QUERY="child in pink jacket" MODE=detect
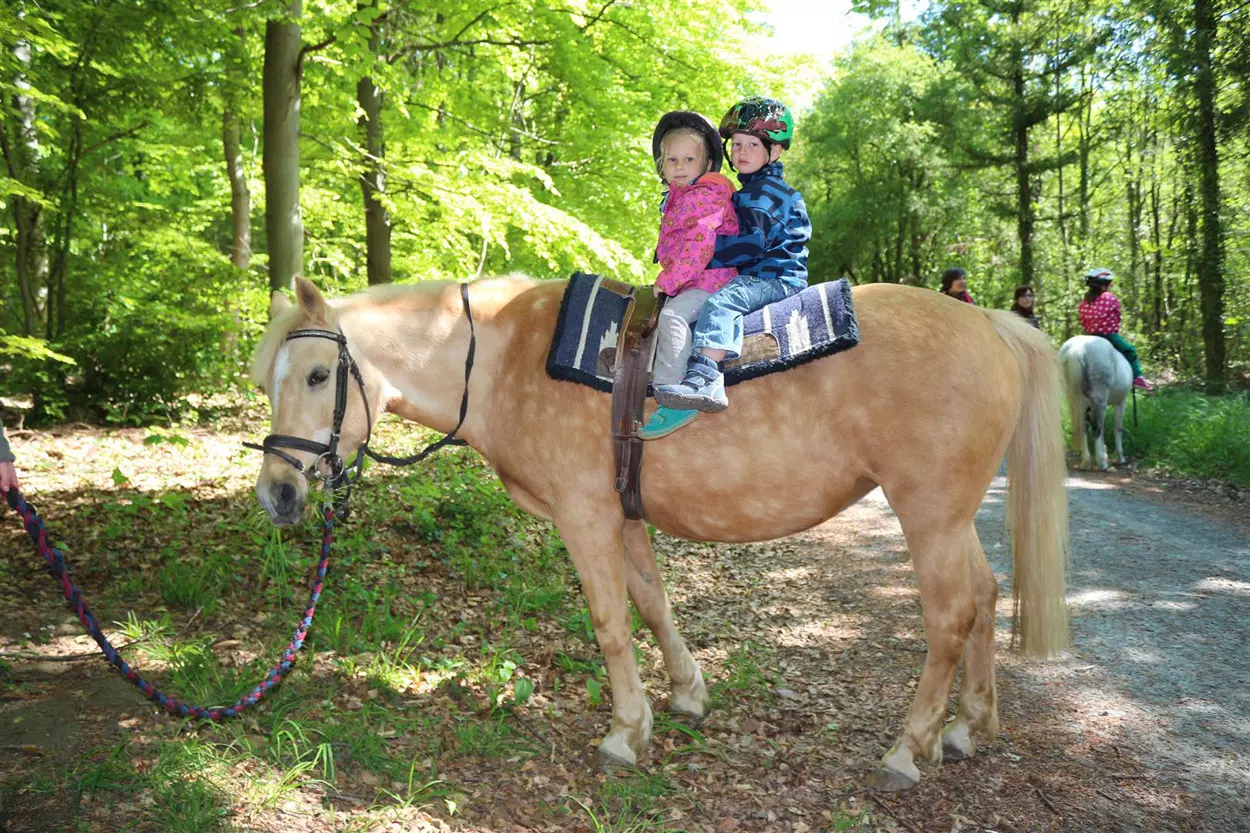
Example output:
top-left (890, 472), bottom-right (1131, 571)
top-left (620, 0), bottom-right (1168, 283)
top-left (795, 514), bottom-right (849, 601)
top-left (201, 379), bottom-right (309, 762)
top-left (639, 111), bottom-right (739, 440)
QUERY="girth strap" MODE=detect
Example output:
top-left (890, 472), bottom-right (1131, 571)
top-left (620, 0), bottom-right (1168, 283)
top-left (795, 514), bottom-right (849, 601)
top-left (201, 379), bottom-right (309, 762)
top-left (611, 286), bottom-right (663, 520)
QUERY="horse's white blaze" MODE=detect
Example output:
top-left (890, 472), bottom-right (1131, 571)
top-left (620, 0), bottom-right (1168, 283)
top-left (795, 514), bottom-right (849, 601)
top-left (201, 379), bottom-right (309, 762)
top-left (272, 345), bottom-right (291, 414)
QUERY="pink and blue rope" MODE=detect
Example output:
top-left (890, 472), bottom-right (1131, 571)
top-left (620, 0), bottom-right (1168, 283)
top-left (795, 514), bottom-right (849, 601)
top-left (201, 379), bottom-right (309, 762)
top-left (5, 488), bottom-right (331, 720)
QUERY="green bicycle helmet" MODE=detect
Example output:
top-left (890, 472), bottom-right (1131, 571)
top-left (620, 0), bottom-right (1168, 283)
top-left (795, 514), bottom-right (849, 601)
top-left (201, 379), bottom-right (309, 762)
top-left (718, 96), bottom-right (795, 149)
top-left (652, 111), bottom-right (723, 177)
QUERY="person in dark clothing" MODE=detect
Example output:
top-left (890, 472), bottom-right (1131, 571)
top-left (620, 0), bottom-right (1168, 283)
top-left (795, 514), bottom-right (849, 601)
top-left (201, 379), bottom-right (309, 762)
top-left (939, 267), bottom-right (974, 304)
top-left (1010, 285), bottom-right (1039, 328)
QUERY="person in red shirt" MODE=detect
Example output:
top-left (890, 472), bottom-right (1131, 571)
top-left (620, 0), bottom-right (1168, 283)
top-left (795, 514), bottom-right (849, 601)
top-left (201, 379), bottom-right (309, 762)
top-left (1078, 268), bottom-right (1152, 390)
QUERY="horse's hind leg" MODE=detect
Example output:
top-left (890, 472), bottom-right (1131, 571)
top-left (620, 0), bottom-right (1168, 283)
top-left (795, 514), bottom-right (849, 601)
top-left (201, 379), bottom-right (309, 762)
top-left (1078, 403), bottom-right (1094, 469)
top-left (941, 529), bottom-right (999, 761)
top-left (874, 515), bottom-right (978, 791)
top-left (1091, 401), bottom-right (1110, 470)
top-left (623, 521), bottom-right (708, 720)
top-left (554, 504), bottom-right (652, 765)
top-left (1113, 400), bottom-right (1127, 465)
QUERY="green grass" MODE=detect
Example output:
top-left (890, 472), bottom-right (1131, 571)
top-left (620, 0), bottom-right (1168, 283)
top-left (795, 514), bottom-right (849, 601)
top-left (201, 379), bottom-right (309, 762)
top-left (9, 432), bottom-right (698, 832)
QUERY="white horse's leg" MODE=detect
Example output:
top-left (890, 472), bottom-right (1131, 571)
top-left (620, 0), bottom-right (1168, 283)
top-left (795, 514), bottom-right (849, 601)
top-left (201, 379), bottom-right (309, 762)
top-left (553, 504), bottom-right (652, 766)
top-left (873, 514), bottom-right (977, 791)
top-left (1078, 402), bottom-right (1094, 470)
top-left (1092, 402), bottom-right (1110, 471)
top-left (623, 520), bottom-right (708, 720)
top-left (942, 528), bottom-right (999, 761)
top-left (1113, 400), bottom-right (1127, 465)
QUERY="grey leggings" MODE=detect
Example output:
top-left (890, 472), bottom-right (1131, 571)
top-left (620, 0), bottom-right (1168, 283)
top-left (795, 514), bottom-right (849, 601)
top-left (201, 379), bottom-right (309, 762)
top-left (651, 289), bottom-right (713, 387)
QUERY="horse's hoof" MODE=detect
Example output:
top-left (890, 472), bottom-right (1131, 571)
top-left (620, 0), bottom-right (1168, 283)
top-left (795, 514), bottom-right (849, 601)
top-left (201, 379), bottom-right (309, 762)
top-left (870, 763), bottom-right (920, 792)
top-left (666, 703), bottom-right (706, 728)
top-left (667, 671), bottom-right (709, 725)
top-left (596, 738), bottom-right (637, 769)
top-left (941, 722), bottom-right (976, 761)
top-left (873, 744), bottom-right (921, 791)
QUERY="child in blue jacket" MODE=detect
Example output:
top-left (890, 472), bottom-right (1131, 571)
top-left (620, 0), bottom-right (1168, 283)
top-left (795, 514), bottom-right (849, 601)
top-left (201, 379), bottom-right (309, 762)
top-left (652, 96), bottom-right (811, 415)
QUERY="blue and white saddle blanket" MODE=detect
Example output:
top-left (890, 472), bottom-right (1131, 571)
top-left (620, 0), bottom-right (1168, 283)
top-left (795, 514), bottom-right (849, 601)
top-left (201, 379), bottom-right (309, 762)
top-left (545, 273), bottom-right (860, 393)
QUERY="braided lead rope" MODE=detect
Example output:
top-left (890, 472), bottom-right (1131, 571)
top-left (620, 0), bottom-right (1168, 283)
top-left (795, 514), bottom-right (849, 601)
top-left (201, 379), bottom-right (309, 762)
top-left (5, 488), bottom-right (331, 720)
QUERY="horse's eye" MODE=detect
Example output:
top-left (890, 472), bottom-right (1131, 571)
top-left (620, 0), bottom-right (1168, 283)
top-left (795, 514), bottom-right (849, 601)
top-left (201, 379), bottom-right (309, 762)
top-left (307, 368), bottom-right (330, 386)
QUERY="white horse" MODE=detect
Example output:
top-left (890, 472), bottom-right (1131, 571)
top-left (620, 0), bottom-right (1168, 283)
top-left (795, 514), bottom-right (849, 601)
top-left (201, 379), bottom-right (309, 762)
top-left (1058, 335), bottom-right (1132, 470)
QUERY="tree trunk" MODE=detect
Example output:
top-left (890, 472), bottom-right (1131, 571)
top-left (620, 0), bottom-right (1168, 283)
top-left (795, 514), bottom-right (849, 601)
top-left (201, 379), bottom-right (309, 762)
top-left (6, 39), bottom-right (47, 337)
top-left (1014, 87), bottom-right (1034, 287)
top-left (357, 3), bottom-right (391, 285)
top-left (1193, 0), bottom-right (1225, 391)
top-left (223, 110), bottom-right (251, 270)
top-left (263, 2), bottom-right (304, 293)
top-left (224, 26), bottom-right (250, 272)
top-left (1149, 127), bottom-right (1164, 333)
top-left (1078, 67), bottom-right (1092, 245)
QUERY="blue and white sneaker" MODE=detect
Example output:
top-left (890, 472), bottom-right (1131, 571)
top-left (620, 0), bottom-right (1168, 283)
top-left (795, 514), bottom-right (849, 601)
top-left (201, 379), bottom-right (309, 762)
top-left (654, 353), bottom-right (728, 413)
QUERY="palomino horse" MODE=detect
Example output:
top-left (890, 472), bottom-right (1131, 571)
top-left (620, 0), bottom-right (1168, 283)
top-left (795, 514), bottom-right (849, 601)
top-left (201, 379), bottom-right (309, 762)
top-left (1058, 335), bottom-right (1132, 471)
top-left (251, 276), bottom-right (1069, 791)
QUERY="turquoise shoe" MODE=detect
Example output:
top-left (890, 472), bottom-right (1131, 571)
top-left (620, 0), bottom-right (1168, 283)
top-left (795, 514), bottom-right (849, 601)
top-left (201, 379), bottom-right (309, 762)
top-left (639, 406), bottom-right (699, 440)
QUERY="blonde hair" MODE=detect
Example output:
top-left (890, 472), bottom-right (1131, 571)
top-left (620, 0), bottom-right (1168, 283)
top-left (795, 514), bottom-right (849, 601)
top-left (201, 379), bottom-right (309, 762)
top-left (656, 127), bottom-right (709, 180)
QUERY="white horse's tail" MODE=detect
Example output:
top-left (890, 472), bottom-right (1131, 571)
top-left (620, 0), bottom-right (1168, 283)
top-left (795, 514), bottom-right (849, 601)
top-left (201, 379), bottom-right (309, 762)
top-left (988, 312), bottom-right (1070, 659)
top-left (1058, 344), bottom-right (1091, 450)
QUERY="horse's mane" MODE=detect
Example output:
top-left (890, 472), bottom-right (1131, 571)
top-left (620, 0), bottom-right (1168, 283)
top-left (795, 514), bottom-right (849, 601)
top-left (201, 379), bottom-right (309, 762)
top-left (248, 275), bottom-right (543, 388)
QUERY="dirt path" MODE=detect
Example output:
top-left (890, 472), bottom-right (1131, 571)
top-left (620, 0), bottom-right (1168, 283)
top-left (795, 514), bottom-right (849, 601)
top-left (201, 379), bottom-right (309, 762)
top-left (972, 470), bottom-right (1250, 823)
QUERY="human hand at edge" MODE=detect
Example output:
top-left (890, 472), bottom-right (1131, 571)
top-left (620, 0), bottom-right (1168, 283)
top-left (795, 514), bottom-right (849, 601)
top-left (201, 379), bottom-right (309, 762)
top-left (0, 461), bottom-right (18, 494)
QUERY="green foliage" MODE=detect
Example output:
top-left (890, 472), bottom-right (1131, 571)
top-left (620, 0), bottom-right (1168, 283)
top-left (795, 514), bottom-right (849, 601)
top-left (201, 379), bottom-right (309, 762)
top-left (1124, 389), bottom-right (1250, 487)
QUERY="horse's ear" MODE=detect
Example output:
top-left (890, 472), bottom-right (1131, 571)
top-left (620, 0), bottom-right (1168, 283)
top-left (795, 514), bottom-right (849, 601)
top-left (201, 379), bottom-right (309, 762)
top-left (270, 289), bottom-right (292, 318)
top-left (294, 276), bottom-right (327, 321)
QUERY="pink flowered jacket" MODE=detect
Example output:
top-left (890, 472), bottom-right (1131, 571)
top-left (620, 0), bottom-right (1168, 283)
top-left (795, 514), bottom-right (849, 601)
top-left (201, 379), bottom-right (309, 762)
top-left (655, 172), bottom-right (739, 296)
top-left (1079, 290), bottom-right (1122, 335)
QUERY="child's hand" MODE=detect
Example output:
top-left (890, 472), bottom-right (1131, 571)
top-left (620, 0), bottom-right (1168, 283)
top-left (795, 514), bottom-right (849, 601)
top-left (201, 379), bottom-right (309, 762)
top-left (0, 461), bottom-right (18, 494)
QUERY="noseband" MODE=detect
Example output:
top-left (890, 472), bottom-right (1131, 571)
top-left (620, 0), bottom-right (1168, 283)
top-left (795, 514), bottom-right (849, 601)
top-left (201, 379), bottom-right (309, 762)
top-left (246, 283), bottom-right (476, 518)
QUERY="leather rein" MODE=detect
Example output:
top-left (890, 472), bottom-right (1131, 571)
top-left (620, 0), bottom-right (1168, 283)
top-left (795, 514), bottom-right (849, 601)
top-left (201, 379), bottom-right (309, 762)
top-left (245, 282), bottom-right (476, 518)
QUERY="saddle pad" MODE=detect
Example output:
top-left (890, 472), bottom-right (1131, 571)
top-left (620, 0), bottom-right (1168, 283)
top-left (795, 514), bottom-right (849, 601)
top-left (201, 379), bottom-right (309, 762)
top-left (546, 273), bottom-right (860, 393)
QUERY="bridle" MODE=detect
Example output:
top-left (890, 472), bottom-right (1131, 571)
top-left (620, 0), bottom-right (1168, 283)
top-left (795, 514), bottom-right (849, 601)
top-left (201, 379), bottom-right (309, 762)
top-left (245, 282), bottom-right (476, 519)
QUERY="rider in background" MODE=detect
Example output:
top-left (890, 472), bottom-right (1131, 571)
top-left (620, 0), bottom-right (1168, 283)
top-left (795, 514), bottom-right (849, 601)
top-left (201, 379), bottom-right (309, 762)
top-left (1078, 268), bottom-right (1153, 390)
top-left (939, 267), bottom-right (975, 304)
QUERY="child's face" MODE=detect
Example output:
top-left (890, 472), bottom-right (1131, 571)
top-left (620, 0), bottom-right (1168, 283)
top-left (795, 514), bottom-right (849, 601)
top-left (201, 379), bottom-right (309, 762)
top-left (730, 133), bottom-right (778, 174)
top-left (661, 134), bottom-right (709, 186)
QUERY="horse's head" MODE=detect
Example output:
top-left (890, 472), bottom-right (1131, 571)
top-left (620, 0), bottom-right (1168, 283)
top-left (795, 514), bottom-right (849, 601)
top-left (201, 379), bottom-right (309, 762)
top-left (250, 278), bottom-right (374, 525)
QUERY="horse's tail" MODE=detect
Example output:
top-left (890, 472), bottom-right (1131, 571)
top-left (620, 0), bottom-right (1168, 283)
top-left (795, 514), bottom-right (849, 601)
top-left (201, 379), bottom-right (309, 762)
top-left (989, 312), bottom-right (1070, 659)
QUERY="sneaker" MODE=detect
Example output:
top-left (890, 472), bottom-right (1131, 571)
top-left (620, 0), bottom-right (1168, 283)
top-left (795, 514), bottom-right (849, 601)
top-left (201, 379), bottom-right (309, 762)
top-left (654, 354), bottom-right (729, 413)
top-left (1132, 376), bottom-right (1153, 391)
top-left (639, 406), bottom-right (699, 440)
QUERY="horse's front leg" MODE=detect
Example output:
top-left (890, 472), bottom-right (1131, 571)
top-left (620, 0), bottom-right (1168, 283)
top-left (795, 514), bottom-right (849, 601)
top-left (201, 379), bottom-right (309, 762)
top-left (623, 520), bottom-right (708, 721)
top-left (553, 502), bottom-right (652, 766)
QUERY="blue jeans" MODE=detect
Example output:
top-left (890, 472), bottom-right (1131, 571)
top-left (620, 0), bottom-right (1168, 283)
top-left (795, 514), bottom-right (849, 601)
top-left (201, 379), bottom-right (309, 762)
top-left (691, 275), bottom-right (801, 360)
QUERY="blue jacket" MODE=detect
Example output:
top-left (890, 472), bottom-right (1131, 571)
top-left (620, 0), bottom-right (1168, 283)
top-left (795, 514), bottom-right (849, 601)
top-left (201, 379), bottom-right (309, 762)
top-left (708, 162), bottom-right (810, 289)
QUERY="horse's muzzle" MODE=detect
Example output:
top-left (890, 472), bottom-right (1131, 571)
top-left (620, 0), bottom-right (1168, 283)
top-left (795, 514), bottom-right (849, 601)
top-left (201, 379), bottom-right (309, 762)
top-left (259, 478), bottom-right (306, 526)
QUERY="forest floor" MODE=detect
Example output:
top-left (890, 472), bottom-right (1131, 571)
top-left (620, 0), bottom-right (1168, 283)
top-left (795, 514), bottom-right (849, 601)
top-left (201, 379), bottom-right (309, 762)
top-left (1, 416), bottom-right (1247, 833)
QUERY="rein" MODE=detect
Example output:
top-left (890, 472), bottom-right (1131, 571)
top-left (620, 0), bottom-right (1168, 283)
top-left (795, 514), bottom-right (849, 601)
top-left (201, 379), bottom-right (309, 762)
top-left (6, 487), bottom-right (333, 719)
top-left (244, 281), bottom-right (477, 518)
top-left (2, 284), bottom-right (477, 721)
